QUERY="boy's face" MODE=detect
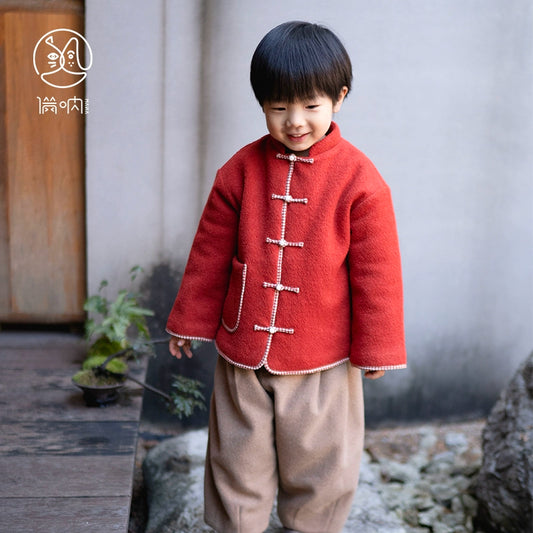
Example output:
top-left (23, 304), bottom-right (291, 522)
top-left (262, 88), bottom-right (348, 154)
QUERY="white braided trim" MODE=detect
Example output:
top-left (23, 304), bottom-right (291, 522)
top-left (166, 329), bottom-right (214, 343)
top-left (215, 343), bottom-right (265, 371)
top-left (264, 357), bottom-right (350, 376)
top-left (222, 263), bottom-right (247, 333)
top-left (254, 155), bottom-right (309, 366)
top-left (215, 343), bottom-right (350, 375)
top-left (355, 364), bottom-right (407, 371)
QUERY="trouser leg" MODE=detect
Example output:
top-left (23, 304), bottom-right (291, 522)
top-left (270, 363), bottom-right (365, 533)
top-left (204, 358), bottom-right (278, 533)
top-left (204, 359), bottom-right (364, 533)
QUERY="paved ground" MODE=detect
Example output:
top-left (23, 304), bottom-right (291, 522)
top-left (0, 332), bottom-right (146, 533)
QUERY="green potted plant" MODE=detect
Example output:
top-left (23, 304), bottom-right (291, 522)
top-left (73, 266), bottom-right (206, 418)
top-left (73, 266), bottom-right (154, 406)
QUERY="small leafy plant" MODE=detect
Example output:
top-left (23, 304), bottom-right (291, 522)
top-left (169, 375), bottom-right (206, 419)
top-left (84, 265), bottom-right (154, 354)
top-left (73, 266), bottom-right (206, 418)
top-left (73, 266), bottom-right (153, 389)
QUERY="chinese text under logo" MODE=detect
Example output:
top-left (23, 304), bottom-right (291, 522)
top-left (33, 28), bottom-right (93, 89)
top-left (37, 96), bottom-right (89, 115)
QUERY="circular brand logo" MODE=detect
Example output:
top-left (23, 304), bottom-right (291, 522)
top-left (33, 28), bottom-right (93, 89)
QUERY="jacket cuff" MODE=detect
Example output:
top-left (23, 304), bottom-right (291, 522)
top-left (165, 328), bottom-right (214, 343)
top-left (354, 363), bottom-right (407, 371)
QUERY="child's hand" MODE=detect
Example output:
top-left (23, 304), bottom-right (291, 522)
top-left (169, 336), bottom-right (193, 359)
top-left (364, 370), bottom-right (385, 380)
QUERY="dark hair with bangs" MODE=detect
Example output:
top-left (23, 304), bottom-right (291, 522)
top-left (250, 21), bottom-right (352, 106)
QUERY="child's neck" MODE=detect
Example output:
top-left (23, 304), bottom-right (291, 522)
top-left (285, 147), bottom-right (310, 157)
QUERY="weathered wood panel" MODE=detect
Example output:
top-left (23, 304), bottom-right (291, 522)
top-left (0, 333), bottom-right (148, 532)
top-left (0, 331), bottom-right (87, 363)
top-left (0, 455), bottom-right (135, 497)
top-left (0, 497), bottom-right (130, 533)
top-left (0, 14), bottom-right (10, 316)
top-left (0, 384), bottom-right (145, 423)
top-left (0, 333), bottom-right (148, 422)
top-left (0, 420), bottom-right (139, 456)
top-left (0, 10), bottom-right (86, 322)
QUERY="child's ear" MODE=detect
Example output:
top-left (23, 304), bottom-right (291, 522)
top-left (333, 86), bottom-right (349, 113)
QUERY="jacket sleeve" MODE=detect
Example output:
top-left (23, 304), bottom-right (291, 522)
top-left (348, 185), bottom-right (407, 370)
top-left (166, 169), bottom-right (240, 341)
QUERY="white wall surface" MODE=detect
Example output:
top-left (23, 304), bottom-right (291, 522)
top-left (86, 0), bottom-right (533, 420)
top-left (86, 0), bottom-right (202, 292)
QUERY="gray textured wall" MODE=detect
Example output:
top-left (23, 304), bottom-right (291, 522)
top-left (86, 0), bottom-right (533, 424)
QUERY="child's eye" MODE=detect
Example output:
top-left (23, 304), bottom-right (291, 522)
top-left (306, 104), bottom-right (320, 109)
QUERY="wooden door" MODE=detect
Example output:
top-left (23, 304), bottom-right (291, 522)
top-left (0, 4), bottom-right (86, 323)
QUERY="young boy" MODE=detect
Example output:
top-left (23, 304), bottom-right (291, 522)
top-left (167, 21), bottom-right (406, 533)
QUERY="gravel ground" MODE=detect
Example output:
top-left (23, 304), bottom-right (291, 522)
top-left (129, 419), bottom-right (485, 533)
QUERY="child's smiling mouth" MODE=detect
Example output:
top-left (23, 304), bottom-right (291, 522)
top-left (287, 132), bottom-right (309, 142)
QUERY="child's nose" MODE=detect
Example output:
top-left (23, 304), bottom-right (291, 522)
top-left (286, 109), bottom-right (305, 127)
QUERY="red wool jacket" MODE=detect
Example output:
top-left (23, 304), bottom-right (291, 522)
top-left (167, 122), bottom-right (406, 374)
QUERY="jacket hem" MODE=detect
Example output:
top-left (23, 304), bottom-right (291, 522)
top-left (215, 341), bottom-right (350, 375)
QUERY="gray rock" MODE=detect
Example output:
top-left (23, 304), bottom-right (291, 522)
top-left (451, 495), bottom-right (463, 514)
top-left (475, 351), bottom-right (533, 533)
top-left (380, 459), bottom-right (421, 484)
top-left (460, 493), bottom-right (478, 517)
top-left (411, 491), bottom-right (435, 512)
top-left (441, 509), bottom-right (467, 529)
top-left (430, 482), bottom-right (459, 505)
top-left (445, 432), bottom-right (469, 452)
top-left (142, 430), bottom-right (209, 533)
top-left (451, 463), bottom-right (481, 478)
top-left (432, 523), bottom-right (454, 533)
top-left (423, 451), bottom-right (456, 474)
top-left (343, 481), bottom-right (407, 533)
top-left (418, 506), bottom-right (442, 528)
top-left (418, 428), bottom-right (439, 452)
top-left (451, 475), bottom-right (472, 494)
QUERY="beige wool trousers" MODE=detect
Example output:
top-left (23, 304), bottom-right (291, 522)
top-left (204, 357), bottom-right (365, 533)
